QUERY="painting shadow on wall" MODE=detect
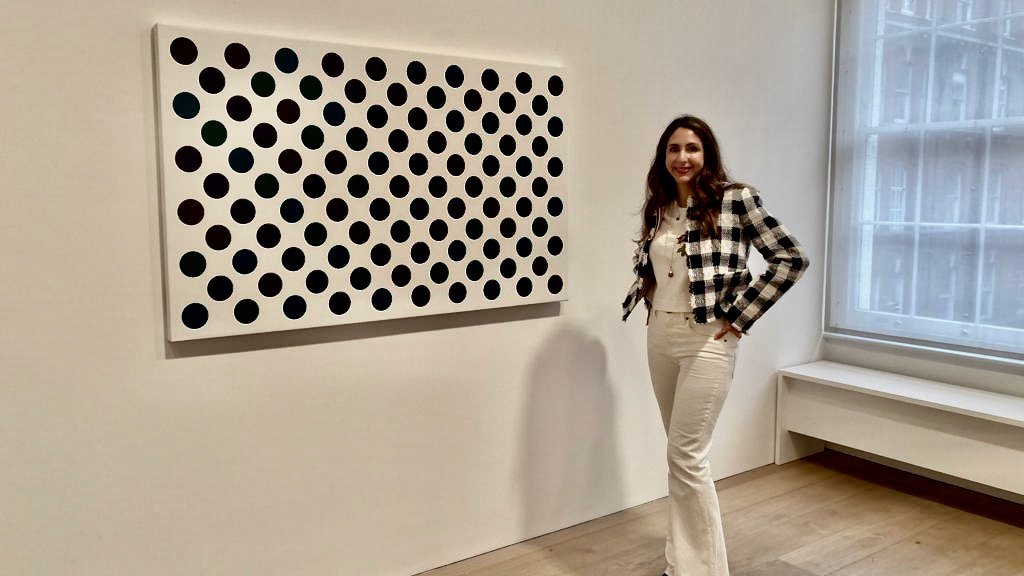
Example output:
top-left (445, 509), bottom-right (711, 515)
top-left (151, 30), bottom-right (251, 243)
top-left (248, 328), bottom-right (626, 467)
top-left (518, 324), bottom-right (624, 574)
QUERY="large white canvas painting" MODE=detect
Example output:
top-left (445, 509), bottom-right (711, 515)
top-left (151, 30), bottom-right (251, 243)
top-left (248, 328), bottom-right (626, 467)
top-left (154, 24), bottom-right (568, 341)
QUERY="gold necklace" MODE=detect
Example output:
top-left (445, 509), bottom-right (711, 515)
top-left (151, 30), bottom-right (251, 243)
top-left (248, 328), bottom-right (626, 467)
top-left (665, 204), bottom-right (681, 278)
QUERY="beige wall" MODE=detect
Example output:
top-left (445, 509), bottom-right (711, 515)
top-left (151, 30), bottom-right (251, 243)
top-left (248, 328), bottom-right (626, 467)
top-left (0, 1), bottom-right (833, 574)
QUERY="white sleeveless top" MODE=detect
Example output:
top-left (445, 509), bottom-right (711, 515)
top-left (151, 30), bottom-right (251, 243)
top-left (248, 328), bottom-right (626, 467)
top-left (650, 202), bottom-right (692, 312)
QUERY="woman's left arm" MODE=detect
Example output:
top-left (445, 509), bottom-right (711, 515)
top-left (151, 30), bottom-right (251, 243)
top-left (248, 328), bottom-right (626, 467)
top-left (720, 187), bottom-right (810, 333)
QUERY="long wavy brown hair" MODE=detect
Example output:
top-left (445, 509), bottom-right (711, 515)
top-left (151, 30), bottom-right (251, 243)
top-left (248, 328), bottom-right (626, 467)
top-left (640, 115), bottom-right (740, 242)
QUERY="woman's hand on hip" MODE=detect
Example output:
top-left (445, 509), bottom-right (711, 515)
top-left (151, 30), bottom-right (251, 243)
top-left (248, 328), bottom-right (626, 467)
top-left (714, 319), bottom-right (742, 341)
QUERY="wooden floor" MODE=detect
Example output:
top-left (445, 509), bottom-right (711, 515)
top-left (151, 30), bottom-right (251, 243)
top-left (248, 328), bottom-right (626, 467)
top-left (418, 450), bottom-right (1024, 576)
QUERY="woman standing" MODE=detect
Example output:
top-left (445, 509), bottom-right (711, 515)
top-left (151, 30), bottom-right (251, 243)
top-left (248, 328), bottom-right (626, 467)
top-left (622, 116), bottom-right (809, 576)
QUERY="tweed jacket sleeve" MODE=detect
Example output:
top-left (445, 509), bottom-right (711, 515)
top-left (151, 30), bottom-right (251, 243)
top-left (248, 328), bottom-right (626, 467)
top-left (718, 187), bottom-right (809, 333)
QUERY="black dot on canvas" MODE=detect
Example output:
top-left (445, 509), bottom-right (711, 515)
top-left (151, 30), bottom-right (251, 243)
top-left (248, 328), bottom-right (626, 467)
top-left (465, 176), bottom-right (483, 198)
top-left (204, 173), bottom-right (229, 198)
top-left (446, 110), bottom-right (465, 133)
top-left (429, 219), bottom-right (448, 241)
top-left (304, 222), bottom-right (327, 246)
top-left (326, 198), bottom-right (348, 222)
top-left (303, 174), bottom-right (326, 198)
top-left (533, 217), bottom-right (548, 237)
top-left (411, 241), bottom-right (430, 264)
top-left (365, 57), bottom-right (387, 81)
top-left (446, 155), bottom-right (465, 176)
top-left (482, 197), bottom-right (500, 218)
top-left (464, 90), bottom-right (482, 112)
top-left (370, 198), bottom-right (391, 221)
top-left (170, 37), bottom-right (198, 65)
top-left (282, 247), bottom-right (306, 271)
top-left (430, 262), bottom-right (450, 284)
top-left (499, 92), bottom-right (516, 113)
top-left (466, 218), bottom-right (483, 240)
top-left (227, 94), bottom-right (254, 123)
top-left (516, 197), bottom-right (533, 217)
top-left (500, 258), bottom-right (517, 278)
top-left (259, 273), bottom-right (283, 297)
top-left (516, 156), bottom-right (533, 177)
top-left (207, 275), bottom-right (233, 301)
top-left (500, 177), bottom-right (516, 197)
top-left (177, 199), bottom-right (204, 225)
top-left (234, 299), bottom-right (259, 324)
top-left (280, 198), bottom-right (304, 223)
top-left (243, 176), bottom-right (270, 202)
top-left (532, 136), bottom-right (548, 156)
top-left (349, 222), bottom-right (371, 244)
top-left (409, 153), bottom-right (428, 176)
top-left (548, 157), bottom-right (563, 177)
top-left (482, 155), bottom-right (500, 177)
top-left (448, 240), bottom-right (466, 261)
top-left (302, 126), bottom-right (324, 150)
top-left (224, 43), bottom-right (250, 69)
top-left (175, 146), bottom-right (202, 172)
top-left (253, 274), bottom-right (286, 303)
top-left (516, 115), bottom-right (532, 136)
top-left (445, 65), bottom-right (464, 88)
top-left (324, 102), bottom-right (346, 126)
top-left (548, 75), bottom-right (564, 96)
top-left (232, 249), bottom-right (257, 274)
top-left (464, 133), bottom-right (483, 155)
top-left (532, 256), bottom-right (548, 275)
top-left (329, 292), bottom-right (352, 315)
top-left (548, 197), bottom-right (564, 217)
top-left (515, 72), bottom-right (532, 94)
top-left (370, 243), bottom-right (392, 266)
top-left (499, 136), bottom-right (516, 156)
top-left (533, 177), bottom-right (548, 197)
top-left (350, 267), bottom-right (372, 290)
top-left (516, 237), bottom-right (533, 257)
top-left (182, 303), bottom-right (209, 329)
top-left (548, 116), bottom-right (563, 137)
top-left (412, 285), bottom-right (431, 307)
top-left (532, 95), bottom-right (548, 116)
top-left (428, 175), bottom-right (447, 198)
top-left (205, 225), bottom-right (231, 250)
top-left (173, 92), bottom-right (200, 119)
top-left (548, 236), bottom-right (564, 255)
top-left (548, 275), bottom-right (564, 294)
top-left (229, 147), bottom-right (254, 173)
top-left (427, 86), bottom-right (446, 109)
top-left (306, 270), bottom-right (329, 293)
top-left (428, 131), bottom-right (447, 154)
top-left (367, 104), bottom-right (388, 128)
top-left (257, 224), bottom-right (281, 248)
top-left (407, 61), bottom-right (427, 84)
top-left (391, 265), bottom-right (411, 287)
top-left (388, 83), bottom-right (408, 106)
top-left (325, 150), bottom-right (347, 174)
top-left (251, 71), bottom-right (275, 97)
top-left (482, 112), bottom-right (499, 134)
top-left (390, 220), bottom-right (410, 243)
top-left (389, 129), bottom-right (409, 152)
top-left (322, 52), bottom-right (344, 77)
top-left (368, 152), bottom-right (389, 175)
top-left (466, 260), bottom-right (484, 281)
top-left (200, 68), bottom-right (225, 94)
top-left (275, 48), bottom-right (299, 73)
top-left (500, 218), bottom-right (517, 238)
top-left (408, 107), bottom-right (427, 130)
top-left (283, 295), bottom-right (307, 319)
top-left (481, 69), bottom-right (499, 91)
top-left (449, 282), bottom-right (467, 303)
top-left (447, 198), bottom-right (466, 219)
top-left (277, 99), bottom-right (300, 123)
top-left (179, 251), bottom-right (206, 277)
top-left (345, 79), bottom-right (367, 103)
top-left (516, 277), bottom-right (533, 297)
top-left (231, 198), bottom-right (256, 224)
top-left (372, 288), bottom-right (393, 311)
top-left (483, 238), bottom-right (501, 259)
top-left (328, 245), bottom-right (350, 269)
top-left (483, 280), bottom-right (501, 300)
top-left (253, 122), bottom-right (277, 148)
top-left (411, 197), bottom-right (430, 220)
top-left (389, 175), bottom-right (410, 198)
top-left (346, 127), bottom-right (368, 151)
top-left (292, 76), bottom-right (319, 103)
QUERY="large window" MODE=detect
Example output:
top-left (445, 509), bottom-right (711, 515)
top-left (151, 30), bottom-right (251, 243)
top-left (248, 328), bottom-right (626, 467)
top-left (828, 0), bottom-right (1024, 361)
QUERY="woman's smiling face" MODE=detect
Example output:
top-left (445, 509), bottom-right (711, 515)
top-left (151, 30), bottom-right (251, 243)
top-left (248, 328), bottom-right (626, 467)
top-left (664, 127), bottom-right (705, 189)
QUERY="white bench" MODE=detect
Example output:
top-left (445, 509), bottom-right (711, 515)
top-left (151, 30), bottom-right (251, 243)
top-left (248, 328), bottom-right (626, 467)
top-left (774, 360), bottom-right (1024, 497)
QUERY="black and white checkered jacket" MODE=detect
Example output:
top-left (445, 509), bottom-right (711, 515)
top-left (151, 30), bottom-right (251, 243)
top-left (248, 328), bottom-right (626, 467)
top-left (621, 185), bottom-right (809, 333)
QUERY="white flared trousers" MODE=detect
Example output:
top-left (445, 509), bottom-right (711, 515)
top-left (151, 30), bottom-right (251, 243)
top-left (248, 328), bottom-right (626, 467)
top-left (647, 310), bottom-right (738, 576)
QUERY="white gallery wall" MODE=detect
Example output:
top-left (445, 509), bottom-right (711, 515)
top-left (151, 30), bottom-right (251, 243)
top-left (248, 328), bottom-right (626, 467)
top-left (0, 1), bottom-right (833, 575)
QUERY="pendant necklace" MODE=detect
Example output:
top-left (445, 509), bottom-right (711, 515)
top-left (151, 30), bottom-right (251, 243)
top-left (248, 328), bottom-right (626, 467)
top-left (665, 203), bottom-right (681, 278)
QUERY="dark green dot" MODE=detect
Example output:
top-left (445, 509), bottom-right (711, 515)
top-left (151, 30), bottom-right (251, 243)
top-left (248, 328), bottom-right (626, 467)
top-left (301, 125), bottom-right (324, 150)
top-left (255, 173), bottom-right (279, 198)
top-left (179, 251), bottom-right (206, 277)
top-left (172, 92), bottom-right (200, 119)
top-left (300, 75), bottom-right (323, 100)
top-left (251, 72), bottom-right (276, 97)
top-left (201, 120), bottom-right (227, 146)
